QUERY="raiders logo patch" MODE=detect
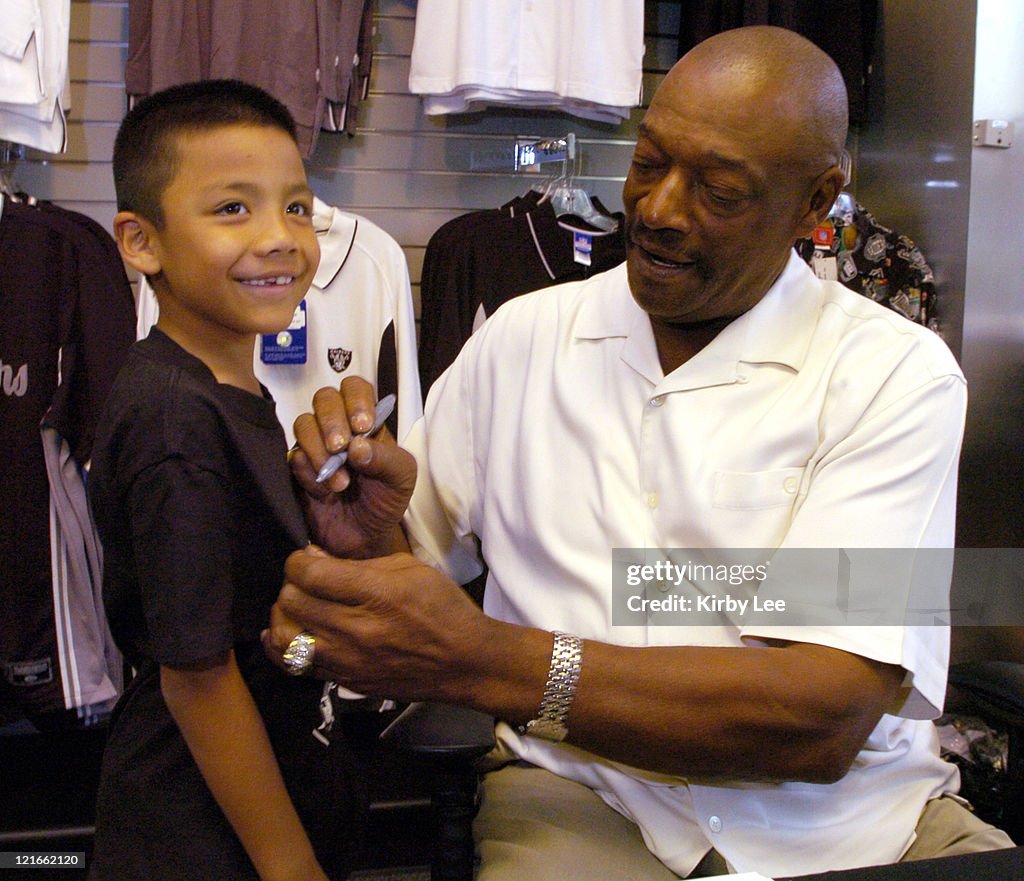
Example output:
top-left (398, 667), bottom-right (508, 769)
top-left (328, 348), bottom-right (353, 373)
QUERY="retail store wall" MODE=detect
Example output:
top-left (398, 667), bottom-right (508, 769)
top-left (14, 0), bottom-right (682, 324)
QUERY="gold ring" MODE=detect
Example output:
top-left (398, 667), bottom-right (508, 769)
top-left (282, 631), bottom-right (316, 676)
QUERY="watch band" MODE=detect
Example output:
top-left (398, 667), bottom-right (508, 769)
top-left (520, 631), bottom-right (583, 742)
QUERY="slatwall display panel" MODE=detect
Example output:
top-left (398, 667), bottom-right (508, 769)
top-left (11, 0), bottom-right (682, 320)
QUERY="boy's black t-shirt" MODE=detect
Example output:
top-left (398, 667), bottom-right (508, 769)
top-left (87, 329), bottom-right (362, 881)
top-left (90, 328), bottom-right (309, 669)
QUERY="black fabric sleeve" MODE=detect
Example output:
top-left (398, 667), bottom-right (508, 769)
top-left (375, 320), bottom-right (400, 439)
top-left (127, 457), bottom-right (237, 667)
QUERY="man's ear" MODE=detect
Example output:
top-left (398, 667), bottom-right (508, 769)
top-left (795, 166), bottom-right (847, 238)
top-left (113, 211), bottom-right (162, 277)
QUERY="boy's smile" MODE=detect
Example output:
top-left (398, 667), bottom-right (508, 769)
top-left (142, 124), bottom-right (319, 381)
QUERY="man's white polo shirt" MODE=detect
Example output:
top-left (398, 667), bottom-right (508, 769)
top-left (404, 253), bottom-right (966, 877)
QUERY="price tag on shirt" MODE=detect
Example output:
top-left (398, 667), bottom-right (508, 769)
top-left (573, 231), bottom-right (593, 266)
top-left (810, 251), bottom-right (838, 281)
top-left (261, 300), bottom-right (307, 364)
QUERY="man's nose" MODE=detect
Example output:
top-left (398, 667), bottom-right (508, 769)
top-left (638, 169), bottom-right (692, 233)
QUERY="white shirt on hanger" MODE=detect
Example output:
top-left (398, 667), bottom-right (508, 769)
top-left (408, 0), bottom-right (644, 123)
top-left (0, 0), bottom-right (70, 153)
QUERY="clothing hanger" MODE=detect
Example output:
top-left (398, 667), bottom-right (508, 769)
top-left (532, 136), bottom-right (619, 232)
top-left (0, 140), bottom-right (23, 222)
top-left (827, 149), bottom-right (855, 220)
top-left (828, 191), bottom-right (856, 220)
top-left (550, 184), bottom-right (620, 232)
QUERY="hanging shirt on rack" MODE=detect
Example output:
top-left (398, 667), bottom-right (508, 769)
top-left (0, 0), bottom-right (70, 153)
top-left (137, 198), bottom-right (422, 445)
top-left (125, 0), bottom-right (375, 157)
top-left (319, 0), bottom-right (375, 136)
top-left (794, 198), bottom-right (938, 330)
top-left (417, 193), bottom-right (627, 396)
top-left (674, 0), bottom-right (878, 124)
top-left (408, 0), bottom-right (645, 124)
top-left (0, 198), bottom-right (135, 720)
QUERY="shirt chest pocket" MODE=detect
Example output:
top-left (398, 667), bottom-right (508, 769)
top-left (712, 467), bottom-right (805, 510)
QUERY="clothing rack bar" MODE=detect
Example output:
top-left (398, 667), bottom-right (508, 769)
top-left (469, 133), bottom-right (576, 173)
top-left (0, 825), bottom-right (95, 844)
top-left (515, 133), bottom-right (575, 172)
top-left (0, 139), bottom-right (25, 166)
top-left (1, 140), bottom-right (25, 203)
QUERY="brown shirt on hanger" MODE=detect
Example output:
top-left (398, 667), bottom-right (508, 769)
top-left (125, 0), bottom-right (374, 156)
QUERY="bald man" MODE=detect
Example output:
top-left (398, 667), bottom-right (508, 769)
top-left (270, 26), bottom-right (1014, 879)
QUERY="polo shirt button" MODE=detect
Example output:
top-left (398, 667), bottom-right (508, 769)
top-left (647, 493), bottom-right (659, 509)
top-left (649, 395), bottom-right (665, 407)
top-left (783, 477), bottom-right (798, 494)
top-left (708, 815), bottom-right (723, 833)
top-left (656, 581), bottom-right (670, 593)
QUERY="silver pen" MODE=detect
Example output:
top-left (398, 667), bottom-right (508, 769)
top-left (314, 393), bottom-right (397, 484)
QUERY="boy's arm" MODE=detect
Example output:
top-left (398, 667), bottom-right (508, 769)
top-left (161, 650), bottom-right (330, 881)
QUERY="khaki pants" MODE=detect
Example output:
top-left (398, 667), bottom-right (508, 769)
top-left (473, 762), bottom-right (1016, 880)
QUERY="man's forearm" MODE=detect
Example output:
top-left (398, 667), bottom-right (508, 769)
top-left (446, 622), bottom-right (904, 783)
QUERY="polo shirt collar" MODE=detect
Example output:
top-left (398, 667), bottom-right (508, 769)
top-left (732, 250), bottom-right (822, 372)
top-left (575, 263), bottom-right (663, 385)
top-left (576, 251), bottom-right (823, 388)
top-left (311, 197), bottom-right (357, 290)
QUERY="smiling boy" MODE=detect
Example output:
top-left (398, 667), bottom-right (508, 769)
top-left (87, 81), bottom-right (361, 881)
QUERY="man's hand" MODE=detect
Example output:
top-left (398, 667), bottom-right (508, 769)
top-left (291, 376), bottom-right (416, 558)
top-left (263, 546), bottom-right (504, 703)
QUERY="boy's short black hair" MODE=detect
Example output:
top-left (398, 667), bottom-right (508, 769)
top-left (113, 79), bottom-right (299, 226)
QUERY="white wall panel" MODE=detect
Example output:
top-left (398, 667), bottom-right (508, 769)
top-left (958, 0), bottom-right (1024, 547)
